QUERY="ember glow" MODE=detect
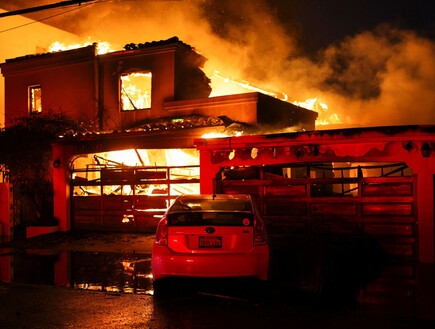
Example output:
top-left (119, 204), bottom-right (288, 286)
top-left (201, 131), bottom-right (243, 139)
top-left (48, 40), bottom-right (113, 54)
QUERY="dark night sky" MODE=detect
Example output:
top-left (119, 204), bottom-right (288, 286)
top-left (201, 0), bottom-right (435, 57)
top-left (272, 0), bottom-right (435, 54)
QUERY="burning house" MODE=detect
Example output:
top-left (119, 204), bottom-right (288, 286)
top-left (0, 37), bottom-right (317, 234)
top-left (1, 36), bottom-right (435, 310)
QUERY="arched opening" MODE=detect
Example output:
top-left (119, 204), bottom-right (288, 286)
top-left (69, 148), bottom-right (200, 231)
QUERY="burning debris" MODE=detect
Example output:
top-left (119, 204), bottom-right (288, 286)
top-left (127, 114), bottom-right (225, 132)
top-left (124, 36), bottom-right (193, 51)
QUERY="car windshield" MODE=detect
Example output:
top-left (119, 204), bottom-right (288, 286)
top-left (167, 212), bottom-right (254, 226)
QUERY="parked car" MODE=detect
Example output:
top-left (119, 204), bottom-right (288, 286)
top-left (151, 194), bottom-right (270, 293)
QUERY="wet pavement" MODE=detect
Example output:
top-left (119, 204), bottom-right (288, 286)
top-left (2, 280), bottom-right (434, 329)
top-left (1, 232), bottom-right (435, 328)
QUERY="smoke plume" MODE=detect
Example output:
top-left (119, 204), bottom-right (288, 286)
top-left (2, 0), bottom-right (435, 128)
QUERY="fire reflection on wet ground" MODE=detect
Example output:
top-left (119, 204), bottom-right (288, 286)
top-left (72, 252), bottom-right (153, 295)
top-left (1, 243), bottom-right (434, 323)
top-left (0, 249), bottom-right (154, 295)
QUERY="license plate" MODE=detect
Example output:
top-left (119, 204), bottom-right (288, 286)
top-left (199, 236), bottom-right (222, 248)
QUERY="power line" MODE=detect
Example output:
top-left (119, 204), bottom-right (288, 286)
top-left (0, 2), bottom-right (100, 33)
top-left (0, 0), bottom-right (177, 33)
top-left (0, 0), bottom-right (98, 18)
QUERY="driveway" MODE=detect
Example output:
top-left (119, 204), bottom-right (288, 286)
top-left (1, 231), bottom-right (434, 328)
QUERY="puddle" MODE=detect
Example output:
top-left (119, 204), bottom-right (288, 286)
top-left (72, 251), bottom-right (153, 294)
top-left (0, 248), bottom-right (272, 302)
top-left (0, 249), bottom-right (154, 295)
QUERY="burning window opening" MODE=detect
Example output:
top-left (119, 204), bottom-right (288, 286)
top-left (120, 72), bottom-right (152, 111)
top-left (29, 85), bottom-right (42, 113)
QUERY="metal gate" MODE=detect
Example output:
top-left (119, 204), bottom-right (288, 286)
top-left (218, 162), bottom-right (417, 259)
top-left (219, 163), bottom-right (418, 300)
top-left (71, 165), bottom-right (200, 231)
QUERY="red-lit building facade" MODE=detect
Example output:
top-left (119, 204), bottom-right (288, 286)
top-left (0, 38), bottom-right (317, 234)
top-left (1, 37), bottom-right (435, 270)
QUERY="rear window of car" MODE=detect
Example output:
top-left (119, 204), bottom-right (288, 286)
top-left (167, 212), bottom-right (254, 227)
top-left (170, 199), bottom-right (253, 212)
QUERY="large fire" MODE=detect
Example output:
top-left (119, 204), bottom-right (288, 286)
top-left (208, 73), bottom-right (344, 129)
top-left (48, 41), bottom-right (341, 131)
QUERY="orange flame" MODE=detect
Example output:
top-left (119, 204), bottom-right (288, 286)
top-left (209, 71), bottom-right (288, 101)
top-left (48, 41), bottom-right (113, 54)
top-left (293, 97), bottom-right (341, 126)
top-left (48, 42), bottom-right (342, 129)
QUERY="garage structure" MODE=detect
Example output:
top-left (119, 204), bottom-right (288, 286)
top-left (195, 126), bottom-right (435, 264)
top-left (193, 125), bottom-right (435, 308)
top-left (49, 124), bottom-right (435, 266)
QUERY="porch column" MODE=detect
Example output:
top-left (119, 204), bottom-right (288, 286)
top-left (52, 144), bottom-right (71, 232)
top-left (199, 150), bottom-right (217, 194)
